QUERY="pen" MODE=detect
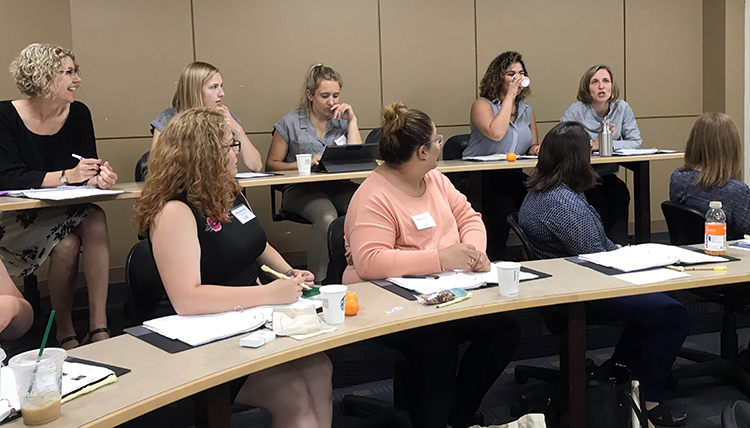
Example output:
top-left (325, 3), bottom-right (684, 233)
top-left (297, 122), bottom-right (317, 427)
top-left (666, 265), bottom-right (727, 272)
top-left (260, 264), bottom-right (311, 290)
top-left (402, 274), bottom-right (440, 279)
top-left (71, 153), bottom-right (84, 161)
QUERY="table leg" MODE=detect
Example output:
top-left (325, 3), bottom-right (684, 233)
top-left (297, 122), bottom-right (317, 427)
top-left (622, 161), bottom-right (651, 243)
top-left (560, 302), bottom-right (586, 428)
top-left (468, 172), bottom-right (482, 212)
top-left (195, 383), bottom-right (231, 428)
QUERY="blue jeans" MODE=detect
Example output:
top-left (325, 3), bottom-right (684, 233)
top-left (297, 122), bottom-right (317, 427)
top-left (587, 292), bottom-right (690, 401)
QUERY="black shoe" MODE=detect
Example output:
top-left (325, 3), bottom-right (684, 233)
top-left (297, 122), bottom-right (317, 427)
top-left (647, 404), bottom-right (688, 427)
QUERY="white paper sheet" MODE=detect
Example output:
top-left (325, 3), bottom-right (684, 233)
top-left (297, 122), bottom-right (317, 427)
top-left (235, 172), bottom-right (274, 179)
top-left (6, 186), bottom-right (124, 201)
top-left (143, 309), bottom-right (271, 347)
top-left (613, 149), bottom-right (659, 156)
top-left (612, 268), bottom-right (690, 285)
top-left (387, 272), bottom-right (486, 295)
top-left (579, 243), bottom-right (727, 272)
top-left (474, 262), bottom-right (539, 283)
top-left (462, 154), bottom-right (507, 162)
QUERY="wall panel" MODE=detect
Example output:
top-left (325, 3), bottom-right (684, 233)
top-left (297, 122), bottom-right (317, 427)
top-left (380, 0), bottom-right (475, 126)
top-left (69, 0), bottom-right (194, 138)
top-left (476, 0), bottom-right (624, 122)
top-left (626, 0), bottom-right (702, 117)
top-left (192, 0), bottom-right (382, 133)
top-left (0, 0), bottom-right (72, 100)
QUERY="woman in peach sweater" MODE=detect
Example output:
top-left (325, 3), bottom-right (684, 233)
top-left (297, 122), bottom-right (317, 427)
top-left (343, 102), bottom-right (520, 428)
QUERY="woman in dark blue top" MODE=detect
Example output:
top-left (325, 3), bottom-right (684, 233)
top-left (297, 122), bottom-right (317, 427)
top-left (520, 122), bottom-right (689, 427)
top-left (133, 108), bottom-right (332, 428)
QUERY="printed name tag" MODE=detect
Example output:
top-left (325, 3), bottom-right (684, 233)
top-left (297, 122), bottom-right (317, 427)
top-left (411, 212), bottom-right (437, 230)
top-left (231, 204), bottom-right (256, 224)
top-left (334, 135), bottom-right (347, 146)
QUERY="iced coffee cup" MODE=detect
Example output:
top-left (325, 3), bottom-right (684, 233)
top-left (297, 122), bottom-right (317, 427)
top-left (9, 348), bottom-right (66, 425)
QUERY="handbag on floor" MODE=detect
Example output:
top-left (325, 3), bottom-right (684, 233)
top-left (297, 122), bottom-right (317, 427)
top-left (587, 360), bottom-right (650, 428)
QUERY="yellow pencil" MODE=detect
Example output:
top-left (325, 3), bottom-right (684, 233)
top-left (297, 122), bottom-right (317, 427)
top-left (260, 265), bottom-right (311, 290)
top-left (666, 265), bottom-right (727, 272)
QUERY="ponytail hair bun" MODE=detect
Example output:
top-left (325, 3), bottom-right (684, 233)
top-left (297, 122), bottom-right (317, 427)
top-left (378, 102), bottom-right (433, 165)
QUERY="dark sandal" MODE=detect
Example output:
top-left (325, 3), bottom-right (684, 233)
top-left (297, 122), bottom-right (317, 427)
top-left (81, 327), bottom-right (110, 345)
top-left (58, 335), bottom-right (79, 350)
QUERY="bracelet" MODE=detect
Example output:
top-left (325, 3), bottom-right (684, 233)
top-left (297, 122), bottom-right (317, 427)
top-left (284, 269), bottom-right (295, 277)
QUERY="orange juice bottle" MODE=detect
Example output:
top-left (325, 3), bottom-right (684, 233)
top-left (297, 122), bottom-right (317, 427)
top-left (705, 201), bottom-right (727, 256)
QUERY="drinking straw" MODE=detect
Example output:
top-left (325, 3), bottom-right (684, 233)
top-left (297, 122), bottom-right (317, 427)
top-left (27, 310), bottom-right (55, 395)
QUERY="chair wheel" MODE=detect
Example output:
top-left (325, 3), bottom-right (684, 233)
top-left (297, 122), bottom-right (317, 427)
top-left (510, 403), bottom-right (528, 418)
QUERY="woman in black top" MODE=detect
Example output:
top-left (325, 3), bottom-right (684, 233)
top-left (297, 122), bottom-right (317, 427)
top-left (0, 44), bottom-right (118, 349)
top-left (133, 107), bottom-right (331, 428)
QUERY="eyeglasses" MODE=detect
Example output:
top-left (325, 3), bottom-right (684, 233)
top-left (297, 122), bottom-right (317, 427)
top-left (228, 137), bottom-right (241, 152)
top-left (432, 134), bottom-right (444, 148)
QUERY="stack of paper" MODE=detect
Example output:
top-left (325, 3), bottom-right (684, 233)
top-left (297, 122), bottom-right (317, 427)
top-left (730, 239), bottom-right (750, 251)
top-left (579, 243), bottom-right (727, 272)
top-left (613, 148), bottom-right (659, 156)
top-left (6, 186), bottom-right (124, 201)
top-left (462, 154), bottom-right (507, 162)
top-left (143, 308), bottom-right (271, 347)
top-left (387, 264), bottom-right (539, 295)
top-left (235, 172), bottom-right (274, 179)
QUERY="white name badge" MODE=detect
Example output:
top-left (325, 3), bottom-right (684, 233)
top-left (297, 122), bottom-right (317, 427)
top-left (231, 204), bottom-right (256, 224)
top-left (334, 135), bottom-right (347, 146)
top-left (411, 212), bottom-right (437, 230)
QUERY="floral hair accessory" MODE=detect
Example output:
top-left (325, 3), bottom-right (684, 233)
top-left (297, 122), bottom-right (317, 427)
top-left (205, 217), bottom-right (222, 232)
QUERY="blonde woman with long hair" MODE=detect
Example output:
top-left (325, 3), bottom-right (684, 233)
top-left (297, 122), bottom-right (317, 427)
top-left (150, 61), bottom-right (262, 172)
top-left (133, 107), bottom-right (331, 428)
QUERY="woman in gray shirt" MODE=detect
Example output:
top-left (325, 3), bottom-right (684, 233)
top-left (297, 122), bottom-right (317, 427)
top-left (465, 51), bottom-right (539, 260)
top-left (265, 64), bottom-right (362, 282)
top-left (560, 64), bottom-right (642, 245)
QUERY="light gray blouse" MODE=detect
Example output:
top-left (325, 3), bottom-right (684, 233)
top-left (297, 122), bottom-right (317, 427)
top-left (464, 98), bottom-right (533, 157)
top-left (273, 110), bottom-right (349, 163)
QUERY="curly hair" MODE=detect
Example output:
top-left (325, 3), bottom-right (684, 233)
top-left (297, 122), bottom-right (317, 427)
top-left (9, 43), bottom-right (77, 98)
top-left (133, 108), bottom-right (241, 236)
top-left (379, 101), bottom-right (433, 165)
top-left (171, 62), bottom-right (220, 112)
top-left (297, 63), bottom-right (342, 114)
top-left (479, 51), bottom-right (530, 102)
top-left (576, 64), bottom-right (620, 104)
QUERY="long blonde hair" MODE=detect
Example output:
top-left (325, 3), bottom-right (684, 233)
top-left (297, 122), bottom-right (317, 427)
top-left (133, 108), bottom-right (241, 236)
top-left (682, 112), bottom-right (742, 189)
top-left (171, 62), bottom-right (220, 112)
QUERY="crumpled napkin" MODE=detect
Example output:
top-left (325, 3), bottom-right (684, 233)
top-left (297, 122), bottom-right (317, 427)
top-left (271, 306), bottom-right (336, 340)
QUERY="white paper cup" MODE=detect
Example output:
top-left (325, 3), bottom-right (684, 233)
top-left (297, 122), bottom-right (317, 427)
top-left (496, 262), bottom-right (521, 297)
top-left (320, 284), bottom-right (347, 324)
top-left (9, 348), bottom-right (66, 425)
top-left (296, 154), bottom-right (312, 175)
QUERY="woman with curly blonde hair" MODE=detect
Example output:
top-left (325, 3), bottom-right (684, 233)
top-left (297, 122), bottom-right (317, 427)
top-left (464, 51), bottom-right (539, 259)
top-left (133, 107), bottom-right (332, 428)
top-left (0, 43), bottom-right (118, 349)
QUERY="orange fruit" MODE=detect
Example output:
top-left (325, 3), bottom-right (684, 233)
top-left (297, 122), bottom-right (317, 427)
top-left (345, 291), bottom-right (359, 316)
top-left (506, 152), bottom-right (517, 162)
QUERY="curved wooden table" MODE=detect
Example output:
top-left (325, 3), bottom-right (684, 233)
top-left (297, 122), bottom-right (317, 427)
top-left (7, 245), bottom-right (748, 428)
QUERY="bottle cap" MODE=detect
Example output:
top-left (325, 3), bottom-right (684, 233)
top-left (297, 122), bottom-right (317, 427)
top-left (710, 201), bottom-right (722, 209)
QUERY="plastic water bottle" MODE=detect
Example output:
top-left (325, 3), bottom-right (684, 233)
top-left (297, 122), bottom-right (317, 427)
top-left (598, 119), bottom-right (613, 156)
top-left (705, 201), bottom-right (727, 255)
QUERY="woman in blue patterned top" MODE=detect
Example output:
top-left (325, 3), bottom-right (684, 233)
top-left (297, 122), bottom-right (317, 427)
top-left (560, 65), bottom-right (642, 245)
top-left (465, 51), bottom-right (539, 260)
top-left (520, 122), bottom-right (689, 427)
top-left (670, 112), bottom-right (750, 238)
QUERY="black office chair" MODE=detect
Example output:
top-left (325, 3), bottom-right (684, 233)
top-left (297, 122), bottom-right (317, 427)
top-left (723, 400), bottom-right (750, 428)
top-left (507, 212), bottom-right (539, 262)
top-left (661, 201), bottom-right (750, 395)
top-left (365, 129), bottom-right (380, 145)
top-left (269, 185), bottom-right (311, 224)
top-left (134, 151), bottom-right (149, 182)
top-left (322, 215), bottom-right (411, 427)
top-left (124, 239), bottom-right (173, 326)
top-left (442, 134), bottom-right (470, 161)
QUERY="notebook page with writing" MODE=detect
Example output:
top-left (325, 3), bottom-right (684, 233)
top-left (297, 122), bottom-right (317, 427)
top-left (579, 243), bottom-right (727, 272)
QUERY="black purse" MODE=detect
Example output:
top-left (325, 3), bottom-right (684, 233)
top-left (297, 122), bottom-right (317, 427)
top-left (586, 360), bottom-right (649, 428)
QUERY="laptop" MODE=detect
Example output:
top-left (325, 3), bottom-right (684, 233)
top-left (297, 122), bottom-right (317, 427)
top-left (313, 143), bottom-right (380, 173)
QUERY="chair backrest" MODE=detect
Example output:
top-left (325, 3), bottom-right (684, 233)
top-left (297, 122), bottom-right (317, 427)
top-left (324, 215), bottom-right (347, 284)
top-left (134, 151), bottom-right (150, 182)
top-left (723, 400), bottom-right (750, 428)
top-left (661, 201), bottom-right (705, 246)
top-left (125, 239), bottom-right (171, 325)
top-left (506, 212), bottom-right (539, 261)
top-left (442, 134), bottom-right (470, 160)
top-left (365, 129), bottom-right (380, 145)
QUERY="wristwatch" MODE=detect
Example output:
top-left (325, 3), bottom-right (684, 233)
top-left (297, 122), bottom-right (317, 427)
top-left (59, 170), bottom-right (68, 184)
